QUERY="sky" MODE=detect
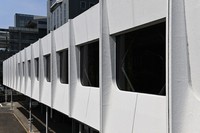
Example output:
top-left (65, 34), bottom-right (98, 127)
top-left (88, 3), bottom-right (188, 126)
top-left (0, 0), bottom-right (47, 28)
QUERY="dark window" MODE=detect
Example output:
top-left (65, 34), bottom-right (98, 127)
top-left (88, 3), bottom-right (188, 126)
top-left (35, 58), bottom-right (39, 80)
top-left (57, 49), bottom-right (68, 84)
top-left (80, 1), bottom-right (86, 10)
top-left (38, 21), bottom-right (47, 24)
top-left (89, 2), bottom-right (95, 7)
top-left (28, 60), bottom-right (31, 78)
top-left (22, 62), bottom-right (25, 76)
top-left (116, 22), bottom-right (166, 95)
top-left (64, 3), bottom-right (67, 23)
top-left (80, 42), bottom-right (99, 87)
top-left (18, 63), bottom-right (20, 77)
top-left (44, 55), bottom-right (51, 82)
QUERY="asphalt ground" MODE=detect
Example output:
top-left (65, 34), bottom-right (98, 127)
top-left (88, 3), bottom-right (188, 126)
top-left (0, 101), bottom-right (72, 133)
top-left (0, 113), bottom-right (26, 133)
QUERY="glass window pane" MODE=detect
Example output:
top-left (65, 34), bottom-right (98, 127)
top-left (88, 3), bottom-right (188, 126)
top-left (44, 55), bottom-right (51, 82)
top-left (22, 62), bottom-right (25, 77)
top-left (28, 60), bottom-right (31, 78)
top-left (35, 58), bottom-right (39, 80)
top-left (116, 22), bottom-right (166, 95)
top-left (80, 41), bottom-right (99, 87)
top-left (57, 49), bottom-right (68, 84)
top-left (18, 63), bottom-right (20, 77)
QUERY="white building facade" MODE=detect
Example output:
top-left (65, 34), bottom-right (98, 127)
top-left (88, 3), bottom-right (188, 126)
top-left (4, 0), bottom-right (200, 133)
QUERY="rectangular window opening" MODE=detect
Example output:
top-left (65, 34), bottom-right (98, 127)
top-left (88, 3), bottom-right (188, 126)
top-left (18, 63), bottom-right (20, 77)
top-left (44, 55), bottom-right (51, 82)
top-left (22, 62), bottom-right (25, 77)
top-left (80, 41), bottom-right (99, 87)
top-left (28, 60), bottom-right (31, 78)
top-left (116, 22), bottom-right (166, 96)
top-left (80, 1), bottom-right (86, 10)
top-left (35, 58), bottom-right (39, 80)
top-left (57, 49), bottom-right (68, 84)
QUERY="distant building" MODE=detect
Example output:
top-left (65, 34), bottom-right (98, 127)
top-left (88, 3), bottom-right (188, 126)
top-left (8, 27), bottom-right (39, 52)
top-left (9, 13), bottom-right (47, 52)
top-left (0, 28), bottom-right (13, 84)
top-left (0, 28), bottom-right (9, 49)
top-left (0, 14), bottom-right (47, 84)
top-left (15, 13), bottom-right (34, 28)
top-left (47, 0), bottom-right (99, 32)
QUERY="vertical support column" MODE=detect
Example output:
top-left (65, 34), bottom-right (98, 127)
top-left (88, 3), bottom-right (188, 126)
top-left (99, 0), bottom-right (103, 132)
top-left (169, 0), bottom-right (200, 133)
top-left (46, 106), bottom-right (48, 133)
top-left (100, 0), bottom-right (116, 132)
top-left (29, 98), bottom-right (32, 133)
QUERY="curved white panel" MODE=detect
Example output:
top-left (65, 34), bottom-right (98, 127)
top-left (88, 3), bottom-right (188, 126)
top-left (107, 0), bottom-right (166, 34)
top-left (25, 46), bottom-right (32, 97)
top-left (70, 25), bottom-right (100, 129)
top-left (72, 4), bottom-right (99, 45)
top-left (71, 84), bottom-right (100, 130)
top-left (52, 25), bottom-right (70, 115)
top-left (20, 50), bottom-right (25, 94)
top-left (32, 41), bottom-right (40, 101)
top-left (13, 55), bottom-right (17, 90)
top-left (133, 94), bottom-right (167, 133)
top-left (185, 0), bottom-right (200, 98)
top-left (103, 88), bottom-right (138, 133)
top-left (16, 52), bottom-right (21, 92)
top-left (40, 33), bottom-right (52, 107)
top-left (170, 0), bottom-right (200, 133)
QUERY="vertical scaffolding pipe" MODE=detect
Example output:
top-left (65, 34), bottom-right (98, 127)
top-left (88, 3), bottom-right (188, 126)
top-left (46, 106), bottom-right (48, 133)
top-left (29, 98), bottom-right (32, 132)
top-left (79, 123), bottom-right (82, 133)
top-left (5, 86), bottom-right (7, 103)
top-left (10, 89), bottom-right (13, 109)
top-left (50, 108), bottom-right (53, 119)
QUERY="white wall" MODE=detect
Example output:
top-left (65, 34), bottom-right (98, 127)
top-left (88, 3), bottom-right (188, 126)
top-left (2, 1), bottom-right (171, 133)
top-left (170, 0), bottom-right (200, 132)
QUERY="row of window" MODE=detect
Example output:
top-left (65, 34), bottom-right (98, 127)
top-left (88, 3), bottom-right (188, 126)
top-left (15, 22), bottom-right (166, 96)
top-left (17, 49), bottom-right (68, 84)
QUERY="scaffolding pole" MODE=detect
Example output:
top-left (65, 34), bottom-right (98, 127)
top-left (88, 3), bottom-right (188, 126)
top-left (29, 98), bottom-right (33, 133)
top-left (5, 86), bottom-right (7, 103)
top-left (46, 106), bottom-right (48, 133)
top-left (10, 89), bottom-right (13, 110)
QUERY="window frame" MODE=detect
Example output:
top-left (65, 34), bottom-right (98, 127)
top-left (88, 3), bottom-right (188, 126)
top-left (115, 22), bottom-right (166, 96)
top-left (79, 41), bottom-right (99, 88)
top-left (34, 58), bottom-right (39, 80)
top-left (57, 49), bottom-right (69, 84)
top-left (28, 60), bottom-right (31, 78)
top-left (44, 54), bottom-right (51, 82)
top-left (80, 1), bottom-right (87, 10)
top-left (22, 62), bottom-right (25, 77)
